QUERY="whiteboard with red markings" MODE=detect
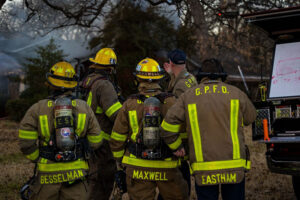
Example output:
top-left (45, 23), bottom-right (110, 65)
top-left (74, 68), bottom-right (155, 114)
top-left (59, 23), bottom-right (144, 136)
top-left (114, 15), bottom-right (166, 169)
top-left (269, 41), bottom-right (300, 99)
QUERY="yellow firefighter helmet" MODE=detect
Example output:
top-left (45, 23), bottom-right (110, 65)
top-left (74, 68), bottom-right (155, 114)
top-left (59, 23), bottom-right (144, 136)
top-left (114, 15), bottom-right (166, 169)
top-left (135, 58), bottom-right (164, 80)
top-left (89, 48), bottom-right (117, 66)
top-left (46, 61), bottom-right (77, 89)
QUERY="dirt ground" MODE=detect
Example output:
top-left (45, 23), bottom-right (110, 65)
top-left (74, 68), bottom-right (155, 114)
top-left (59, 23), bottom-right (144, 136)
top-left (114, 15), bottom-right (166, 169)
top-left (0, 120), bottom-right (297, 200)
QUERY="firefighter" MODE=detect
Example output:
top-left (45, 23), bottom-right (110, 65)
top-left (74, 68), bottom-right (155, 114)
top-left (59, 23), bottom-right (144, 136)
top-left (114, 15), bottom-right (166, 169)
top-left (161, 58), bottom-right (257, 200)
top-left (81, 48), bottom-right (122, 200)
top-left (18, 61), bottom-right (103, 200)
top-left (109, 58), bottom-right (188, 200)
top-left (162, 49), bottom-right (197, 197)
top-left (164, 49), bottom-right (197, 97)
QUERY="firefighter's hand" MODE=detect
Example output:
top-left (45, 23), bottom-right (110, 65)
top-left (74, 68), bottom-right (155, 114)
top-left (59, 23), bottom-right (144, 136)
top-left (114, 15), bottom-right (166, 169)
top-left (116, 161), bottom-right (125, 171)
top-left (173, 147), bottom-right (185, 157)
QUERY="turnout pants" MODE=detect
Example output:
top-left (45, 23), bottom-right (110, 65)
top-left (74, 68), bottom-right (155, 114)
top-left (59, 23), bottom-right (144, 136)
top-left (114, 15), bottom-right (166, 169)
top-left (29, 180), bottom-right (88, 200)
top-left (88, 141), bottom-right (116, 200)
top-left (126, 169), bottom-right (188, 200)
top-left (195, 178), bottom-right (245, 200)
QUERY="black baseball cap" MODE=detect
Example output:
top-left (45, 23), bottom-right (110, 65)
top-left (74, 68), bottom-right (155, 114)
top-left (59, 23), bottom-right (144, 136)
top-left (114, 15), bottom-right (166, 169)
top-left (168, 49), bottom-right (186, 65)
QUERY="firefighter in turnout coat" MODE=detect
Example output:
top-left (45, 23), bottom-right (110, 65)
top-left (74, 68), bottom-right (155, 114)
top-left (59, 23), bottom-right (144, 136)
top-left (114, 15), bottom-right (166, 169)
top-left (109, 58), bottom-right (188, 200)
top-left (161, 59), bottom-right (257, 200)
top-left (81, 48), bottom-right (122, 200)
top-left (18, 62), bottom-right (103, 200)
top-left (162, 49), bottom-right (197, 197)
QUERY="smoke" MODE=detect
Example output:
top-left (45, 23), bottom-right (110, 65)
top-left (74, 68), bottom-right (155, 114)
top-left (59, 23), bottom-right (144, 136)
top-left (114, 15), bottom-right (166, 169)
top-left (0, 52), bottom-right (22, 72)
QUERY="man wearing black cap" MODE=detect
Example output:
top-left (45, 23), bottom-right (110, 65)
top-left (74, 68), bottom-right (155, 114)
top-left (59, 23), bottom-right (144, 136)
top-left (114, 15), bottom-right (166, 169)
top-left (164, 49), bottom-right (197, 98)
top-left (162, 49), bottom-right (197, 198)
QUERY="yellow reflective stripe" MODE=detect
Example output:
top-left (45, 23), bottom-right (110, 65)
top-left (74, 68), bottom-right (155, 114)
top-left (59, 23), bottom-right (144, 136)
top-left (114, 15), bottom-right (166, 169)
top-left (38, 159), bottom-right (88, 172)
top-left (40, 158), bottom-right (48, 164)
top-left (129, 110), bottom-right (139, 142)
top-left (180, 132), bottom-right (188, 139)
top-left (112, 149), bottom-right (125, 158)
top-left (102, 131), bottom-right (111, 140)
top-left (105, 102), bottom-right (122, 117)
top-left (122, 155), bottom-right (180, 168)
top-left (188, 104), bottom-right (203, 162)
top-left (26, 149), bottom-right (39, 161)
top-left (129, 154), bottom-right (136, 158)
top-left (231, 99), bottom-right (240, 159)
top-left (75, 113), bottom-right (86, 136)
top-left (168, 137), bottom-right (182, 150)
top-left (19, 129), bottom-right (38, 140)
top-left (87, 133), bottom-right (104, 144)
top-left (87, 92), bottom-right (92, 107)
top-left (191, 159), bottom-right (250, 171)
top-left (111, 131), bottom-right (127, 142)
top-left (96, 106), bottom-right (103, 114)
top-left (72, 100), bottom-right (76, 107)
top-left (39, 115), bottom-right (50, 142)
top-left (161, 120), bottom-right (181, 133)
top-left (246, 161), bottom-right (251, 169)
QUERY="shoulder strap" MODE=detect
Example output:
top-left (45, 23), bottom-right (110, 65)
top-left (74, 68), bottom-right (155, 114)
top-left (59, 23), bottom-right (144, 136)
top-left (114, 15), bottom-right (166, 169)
top-left (81, 76), bottom-right (108, 100)
top-left (82, 76), bottom-right (108, 90)
top-left (128, 94), bottom-right (147, 102)
top-left (154, 92), bottom-right (174, 103)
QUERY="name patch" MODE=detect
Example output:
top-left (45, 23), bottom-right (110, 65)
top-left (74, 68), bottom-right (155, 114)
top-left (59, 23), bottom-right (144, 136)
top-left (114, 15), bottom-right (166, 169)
top-left (195, 85), bottom-right (229, 95)
top-left (132, 170), bottom-right (168, 181)
top-left (202, 173), bottom-right (236, 185)
top-left (40, 170), bottom-right (84, 184)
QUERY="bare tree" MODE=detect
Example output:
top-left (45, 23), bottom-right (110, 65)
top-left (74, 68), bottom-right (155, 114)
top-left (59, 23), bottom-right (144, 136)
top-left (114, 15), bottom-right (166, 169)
top-left (143, 0), bottom-right (300, 74)
top-left (0, 0), bottom-right (6, 10)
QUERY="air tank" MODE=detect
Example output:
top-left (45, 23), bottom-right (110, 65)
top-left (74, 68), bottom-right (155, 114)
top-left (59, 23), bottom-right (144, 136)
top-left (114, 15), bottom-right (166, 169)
top-left (54, 97), bottom-right (75, 151)
top-left (143, 96), bottom-right (161, 149)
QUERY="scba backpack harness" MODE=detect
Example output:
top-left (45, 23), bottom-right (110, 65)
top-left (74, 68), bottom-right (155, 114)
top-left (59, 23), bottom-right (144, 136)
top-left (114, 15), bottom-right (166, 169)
top-left (128, 93), bottom-right (174, 160)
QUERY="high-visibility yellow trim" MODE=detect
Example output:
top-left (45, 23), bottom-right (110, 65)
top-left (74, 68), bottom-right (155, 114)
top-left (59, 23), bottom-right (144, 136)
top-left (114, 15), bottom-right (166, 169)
top-left (39, 115), bottom-right (50, 142)
top-left (129, 110), bottom-right (139, 142)
top-left (75, 113), bottom-right (86, 136)
top-left (161, 120), bottom-right (181, 133)
top-left (102, 131), bottom-right (111, 140)
top-left (188, 104), bottom-right (203, 162)
top-left (111, 131), bottom-right (127, 142)
top-left (87, 91), bottom-right (92, 107)
top-left (38, 159), bottom-right (88, 172)
top-left (72, 100), bottom-right (76, 107)
top-left (246, 161), bottom-right (251, 169)
top-left (26, 149), bottom-right (39, 161)
top-left (40, 158), bottom-right (48, 164)
top-left (191, 159), bottom-right (250, 171)
top-left (96, 106), bottom-right (103, 114)
top-left (168, 136), bottom-right (182, 150)
top-left (87, 133), bottom-right (104, 144)
top-left (19, 129), bottom-right (38, 140)
top-left (231, 99), bottom-right (240, 159)
top-left (112, 149), bottom-right (125, 158)
top-left (105, 102), bottom-right (122, 117)
top-left (122, 155), bottom-right (180, 168)
top-left (180, 132), bottom-right (188, 139)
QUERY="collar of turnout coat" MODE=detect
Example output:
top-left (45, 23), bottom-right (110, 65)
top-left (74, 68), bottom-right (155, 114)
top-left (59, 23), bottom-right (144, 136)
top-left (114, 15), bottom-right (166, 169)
top-left (138, 82), bottom-right (162, 96)
top-left (168, 68), bottom-right (188, 90)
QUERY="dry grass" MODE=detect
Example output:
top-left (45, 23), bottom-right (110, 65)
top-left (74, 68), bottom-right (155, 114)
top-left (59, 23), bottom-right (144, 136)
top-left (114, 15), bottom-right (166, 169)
top-left (0, 121), bottom-right (296, 200)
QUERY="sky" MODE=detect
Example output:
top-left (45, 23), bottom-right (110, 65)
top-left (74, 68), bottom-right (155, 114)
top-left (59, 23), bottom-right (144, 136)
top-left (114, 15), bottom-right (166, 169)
top-left (0, 1), bottom-right (179, 73)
